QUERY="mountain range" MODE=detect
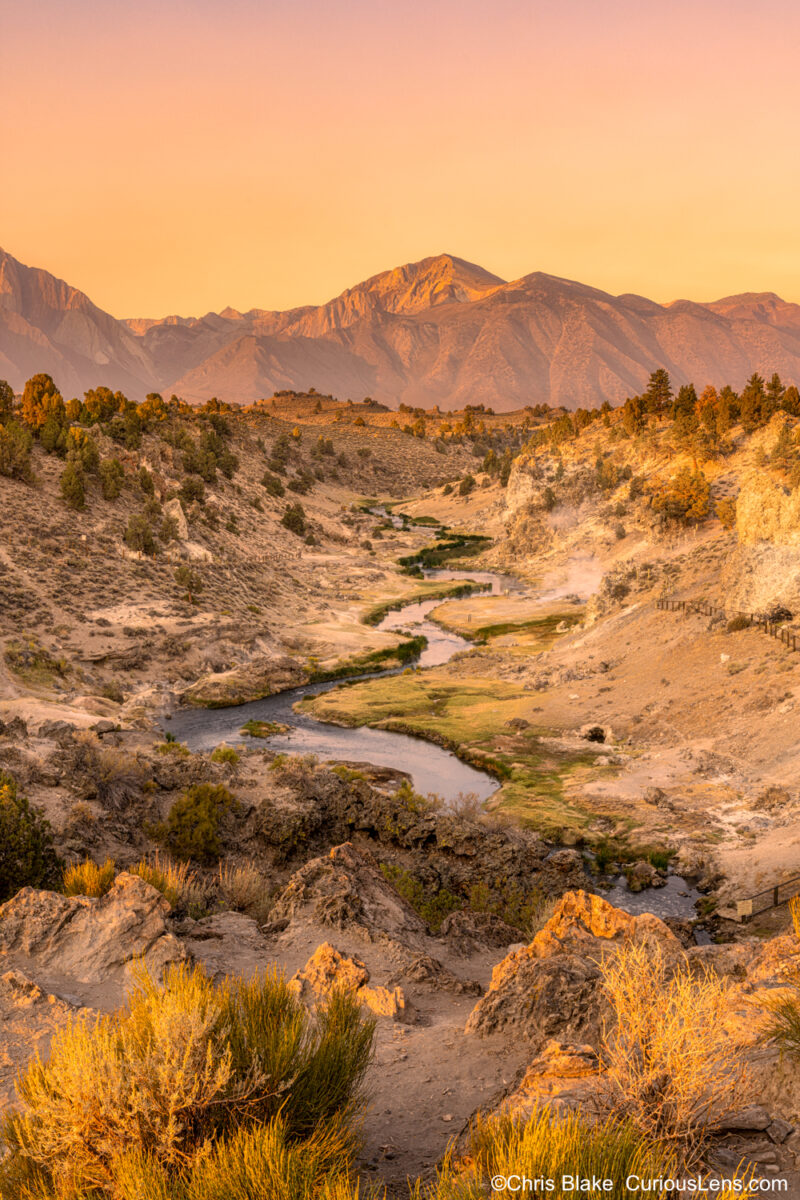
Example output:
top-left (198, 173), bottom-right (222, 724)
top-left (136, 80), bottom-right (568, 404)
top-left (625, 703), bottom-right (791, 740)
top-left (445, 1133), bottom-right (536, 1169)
top-left (3, 246), bottom-right (800, 410)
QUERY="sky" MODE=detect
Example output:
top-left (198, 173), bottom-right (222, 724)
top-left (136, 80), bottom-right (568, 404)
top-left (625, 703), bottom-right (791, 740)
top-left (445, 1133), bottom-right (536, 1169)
top-left (3, 0), bottom-right (800, 318)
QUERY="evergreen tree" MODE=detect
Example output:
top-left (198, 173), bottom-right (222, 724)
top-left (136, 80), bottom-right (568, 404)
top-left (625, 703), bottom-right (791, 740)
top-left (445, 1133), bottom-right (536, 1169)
top-left (0, 379), bottom-right (13, 423)
top-left (60, 462), bottom-right (85, 510)
top-left (740, 373), bottom-right (766, 432)
top-left (644, 369), bottom-right (672, 415)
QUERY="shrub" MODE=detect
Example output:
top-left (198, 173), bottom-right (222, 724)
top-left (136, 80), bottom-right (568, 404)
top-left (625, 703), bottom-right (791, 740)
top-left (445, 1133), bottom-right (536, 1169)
top-left (458, 473), bottom-right (475, 496)
top-left (600, 940), bottom-right (750, 1162)
top-left (175, 564), bottom-right (203, 602)
top-left (281, 502), bottom-right (307, 536)
top-left (99, 457), bottom-right (124, 500)
top-left (0, 772), bottom-right (60, 902)
top-left (149, 782), bottom-right (237, 863)
top-left (62, 857), bottom-right (116, 897)
top-left (180, 474), bottom-right (205, 505)
top-left (0, 420), bottom-right (34, 481)
top-left (716, 496), bottom-right (737, 530)
top-left (0, 963), bottom-right (374, 1198)
top-left (107, 1118), bottom-right (358, 1200)
top-left (66, 428), bottom-right (99, 473)
top-left (380, 862), bottom-right (461, 931)
top-left (727, 614), bottom-right (752, 632)
top-left (211, 744), bottom-right (239, 765)
top-left (69, 732), bottom-right (146, 809)
top-left (124, 513), bottom-right (156, 555)
top-left (138, 465), bottom-right (155, 495)
top-left (59, 461), bottom-right (85, 510)
top-left (261, 470), bottom-right (285, 497)
top-left (651, 467), bottom-right (711, 525)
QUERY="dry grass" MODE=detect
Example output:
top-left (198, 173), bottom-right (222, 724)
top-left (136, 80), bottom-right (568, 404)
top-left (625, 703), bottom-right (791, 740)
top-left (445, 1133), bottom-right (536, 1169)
top-left (599, 940), bottom-right (750, 1164)
top-left (415, 1107), bottom-right (681, 1199)
top-left (62, 857), bottom-right (116, 898)
top-left (790, 893), bottom-right (800, 939)
top-left (218, 861), bottom-right (272, 924)
top-left (130, 852), bottom-right (208, 914)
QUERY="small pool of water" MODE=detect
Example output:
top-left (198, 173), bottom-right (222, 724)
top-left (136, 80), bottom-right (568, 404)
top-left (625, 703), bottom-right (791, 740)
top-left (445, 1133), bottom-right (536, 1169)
top-left (601, 873), bottom-right (703, 921)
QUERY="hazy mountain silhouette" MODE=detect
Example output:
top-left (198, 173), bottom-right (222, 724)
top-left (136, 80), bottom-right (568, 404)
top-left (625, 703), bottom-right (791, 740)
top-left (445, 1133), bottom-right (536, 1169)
top-left (4, 247), bottom-right (800, 409)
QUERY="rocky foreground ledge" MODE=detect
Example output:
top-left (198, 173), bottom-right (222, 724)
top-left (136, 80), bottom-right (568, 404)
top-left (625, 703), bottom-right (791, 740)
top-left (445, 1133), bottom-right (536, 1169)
top-left (1, 852), bottom-right (799, 1188)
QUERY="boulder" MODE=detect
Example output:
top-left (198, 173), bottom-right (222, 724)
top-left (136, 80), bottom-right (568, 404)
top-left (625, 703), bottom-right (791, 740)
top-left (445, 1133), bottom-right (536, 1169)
top-left (270, 842), bottom-right (428, 945)
top-left (0, 969), bottom-right (77, 1107)
top-left (440, 909), bottom-right (523, 956)
top-left (464, 952), bottom-right (605, 1045)
top-left (289, 942), bottom-right (413, 1022)
top-left (0, 873), bottom-right (185, 1001)
top-left (465, 891), bottom-right (681, 1044)
top-left (163, 497), bottom-right (188, 541)
top-left (290, 942), bottom-right (370, 998)
top-left (626, 860), bottom-right (666, 892)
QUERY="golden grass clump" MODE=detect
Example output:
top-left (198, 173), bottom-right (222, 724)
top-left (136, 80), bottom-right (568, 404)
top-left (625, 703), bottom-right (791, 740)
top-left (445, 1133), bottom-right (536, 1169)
top-left (130, 851), bottom-right (207, 913)
top-left (790, 893), bottom-right (800, 939)
top-left (218, 861), bottom-right (272, 923)
top-left (62, 857), bottom-right (116, 897)
top-left (599, 940), bottom-right (750, 1163)
top-left (0, 962), bottom-right (375, 1200)
top-left (415, 1106), bottom-right (678, 1199)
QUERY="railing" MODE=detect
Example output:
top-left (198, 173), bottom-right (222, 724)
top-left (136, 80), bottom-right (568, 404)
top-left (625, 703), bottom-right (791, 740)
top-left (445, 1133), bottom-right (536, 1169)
top-left (735, 875), bottom-right (800, 921)
top-left (656, 597), bottom-right (800, 652)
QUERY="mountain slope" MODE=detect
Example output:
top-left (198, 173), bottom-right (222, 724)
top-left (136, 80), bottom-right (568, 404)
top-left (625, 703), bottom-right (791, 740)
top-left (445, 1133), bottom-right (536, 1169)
top-left (5, 247), bottom-right (800, 409)
top-left (0, 249), bottom-right (157, 396)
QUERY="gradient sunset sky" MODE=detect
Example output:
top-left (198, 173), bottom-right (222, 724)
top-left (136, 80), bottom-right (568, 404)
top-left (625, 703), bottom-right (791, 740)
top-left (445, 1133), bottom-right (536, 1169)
top-left (4, 0), bottom-right (800, 317)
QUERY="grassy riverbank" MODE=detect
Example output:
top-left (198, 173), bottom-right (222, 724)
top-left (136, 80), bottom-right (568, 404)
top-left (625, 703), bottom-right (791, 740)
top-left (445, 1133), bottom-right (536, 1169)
top-left (301, 667), bottom-right (615, 840)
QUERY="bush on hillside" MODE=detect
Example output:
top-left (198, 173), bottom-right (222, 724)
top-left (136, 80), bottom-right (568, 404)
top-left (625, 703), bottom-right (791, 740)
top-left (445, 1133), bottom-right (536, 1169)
top-left (99, 457), bottom-right (124, 500)
top-left (281, 502), bottom-right (307, 536)
top-left (0, 963), bottom-right (374, 1199)
top-left (650, 467), bottom-right (710, 525)
top-left (0, 772), bottom-right (61, 902)
top-left (59, 462), bottom-right (85, 510)
top-left (124, 513), bottom-right (157, 555)
top-left (149, 782), bottom-right (237, 863)
top-left (0, 421), bottom-right (33, 481)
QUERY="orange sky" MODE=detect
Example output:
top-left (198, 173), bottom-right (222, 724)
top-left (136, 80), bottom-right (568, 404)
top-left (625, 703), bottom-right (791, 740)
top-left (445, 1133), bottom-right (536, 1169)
top-left (3, 0), bottom-right (800, 317)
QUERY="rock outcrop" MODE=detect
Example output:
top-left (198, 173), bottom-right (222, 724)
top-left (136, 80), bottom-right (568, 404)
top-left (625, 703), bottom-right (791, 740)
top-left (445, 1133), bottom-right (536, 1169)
top-left (289, 942), bottom-right (413, 1022)
top-left (0, 873), bottom-right (185, 1003)
top-left (465, 890), bottom-right (681, 1045)
top-left (270, 843), bottom-right (428, 946)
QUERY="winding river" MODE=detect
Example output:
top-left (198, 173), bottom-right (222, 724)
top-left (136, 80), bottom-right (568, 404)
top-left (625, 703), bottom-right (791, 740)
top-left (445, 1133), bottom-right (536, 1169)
top-left (166, 528), bottom-right (703, 922)
top-left (167, 565), bottom-right (513, 802)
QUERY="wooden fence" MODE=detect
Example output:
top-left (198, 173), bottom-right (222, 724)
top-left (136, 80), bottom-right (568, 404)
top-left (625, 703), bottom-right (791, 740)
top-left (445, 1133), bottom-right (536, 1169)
top-left (735, 875), bottom-right (800, 921)
top-left (656, 597), bottom-right (800, 652)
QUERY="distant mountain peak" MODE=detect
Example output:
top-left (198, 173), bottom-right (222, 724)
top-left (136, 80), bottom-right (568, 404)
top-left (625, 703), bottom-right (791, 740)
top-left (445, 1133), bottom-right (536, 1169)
top-left (4, 245), bottom-right (800, 410)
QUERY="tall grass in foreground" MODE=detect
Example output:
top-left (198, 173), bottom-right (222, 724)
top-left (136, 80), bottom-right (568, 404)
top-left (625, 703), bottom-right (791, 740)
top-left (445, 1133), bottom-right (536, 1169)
top-left (0, 963), bottom-right (374, 1200)
top-left (600, 941), bottom-right (750, 1164)
top-left (414, 1107), bottom-right (679, 1199)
